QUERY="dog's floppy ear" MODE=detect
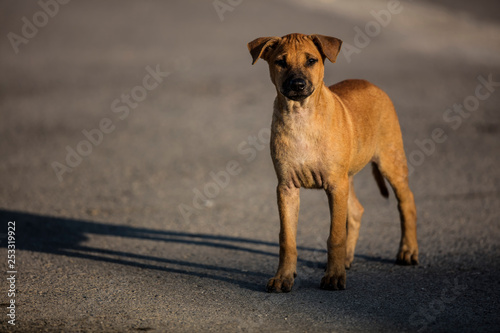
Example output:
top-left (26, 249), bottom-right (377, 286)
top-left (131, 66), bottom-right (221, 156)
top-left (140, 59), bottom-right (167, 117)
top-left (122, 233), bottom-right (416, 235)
top-left (247, 37), bottom-right (280, 65)
top-left (310, 35), bottom-right (343, 63)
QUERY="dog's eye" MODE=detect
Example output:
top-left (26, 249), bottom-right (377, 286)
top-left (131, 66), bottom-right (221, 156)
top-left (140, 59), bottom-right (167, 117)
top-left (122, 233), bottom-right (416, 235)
top-left (275, 59), bottom-right (287, 68)
top-left (307, 58), bottom-right (318, 66)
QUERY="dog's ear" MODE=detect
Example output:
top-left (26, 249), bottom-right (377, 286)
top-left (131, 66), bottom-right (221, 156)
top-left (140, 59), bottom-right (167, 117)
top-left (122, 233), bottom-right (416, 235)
top-left (247, 37), bottom-right (280, 65)
top-left (310, 35), bottom-right (343, 63)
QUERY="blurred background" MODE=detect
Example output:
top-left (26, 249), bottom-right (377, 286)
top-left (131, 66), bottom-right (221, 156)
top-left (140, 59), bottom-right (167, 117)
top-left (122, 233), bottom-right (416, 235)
top-left (1, 0), bottom-right (499, 331)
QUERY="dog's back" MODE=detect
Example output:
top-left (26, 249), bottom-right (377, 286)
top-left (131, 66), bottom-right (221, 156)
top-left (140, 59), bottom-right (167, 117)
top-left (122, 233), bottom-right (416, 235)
top-left (330, 79), bottom-right (405, 165)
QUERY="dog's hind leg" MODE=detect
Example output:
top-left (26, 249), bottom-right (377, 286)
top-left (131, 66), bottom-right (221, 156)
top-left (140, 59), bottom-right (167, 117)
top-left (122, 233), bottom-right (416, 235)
top-left (345, 177), bottom-right (364, 269)
top-left (375, 146), bottom-right (419, 265)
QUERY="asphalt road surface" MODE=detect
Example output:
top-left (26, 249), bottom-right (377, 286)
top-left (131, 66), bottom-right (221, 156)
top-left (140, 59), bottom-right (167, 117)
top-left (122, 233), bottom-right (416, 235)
top-left (1, 0), bottom-right (499, 332)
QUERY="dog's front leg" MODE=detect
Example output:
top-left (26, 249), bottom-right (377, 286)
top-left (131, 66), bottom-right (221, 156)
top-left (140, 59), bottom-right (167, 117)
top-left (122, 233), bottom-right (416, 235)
top-left (267, 184), bottom-right (300, 293)
top-left (321, 177), bottom-right (348, 290)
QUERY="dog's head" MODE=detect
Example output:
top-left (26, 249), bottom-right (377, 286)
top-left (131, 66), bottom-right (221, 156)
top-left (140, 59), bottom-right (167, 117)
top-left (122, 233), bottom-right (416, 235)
top-left (248, 33), bottom-right (342, 101)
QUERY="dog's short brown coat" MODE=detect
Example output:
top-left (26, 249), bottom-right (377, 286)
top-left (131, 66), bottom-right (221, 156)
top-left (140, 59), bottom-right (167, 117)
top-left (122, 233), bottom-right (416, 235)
top-left (248, 33), bottom-right (418, 292)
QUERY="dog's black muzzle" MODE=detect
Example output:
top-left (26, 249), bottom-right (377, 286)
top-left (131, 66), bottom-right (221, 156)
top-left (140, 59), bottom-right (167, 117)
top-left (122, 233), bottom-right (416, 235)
top-left (281, 75), bottom-right (314, 101)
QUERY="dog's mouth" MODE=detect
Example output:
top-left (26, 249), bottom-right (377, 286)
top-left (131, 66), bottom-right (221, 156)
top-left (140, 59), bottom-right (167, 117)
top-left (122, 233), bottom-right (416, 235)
top-left (281, 77), bottom-right (314, 101)
top-left (282, 89), bottom-right (314, 101)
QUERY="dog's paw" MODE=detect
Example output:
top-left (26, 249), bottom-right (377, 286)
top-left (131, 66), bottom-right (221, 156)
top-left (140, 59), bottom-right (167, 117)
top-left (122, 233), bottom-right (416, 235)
top-left (396, 246), bottom-right (419, 265)
top-left (344, 256), bottom-right (354, 270)
top-left (320, 269), bottom-right (346, 290)
top-left (266, 274), bottom-right (295, 293)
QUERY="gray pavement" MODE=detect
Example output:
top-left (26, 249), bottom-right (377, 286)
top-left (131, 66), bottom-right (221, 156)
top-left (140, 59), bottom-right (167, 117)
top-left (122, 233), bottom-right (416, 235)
top-left (1, 0), bottom-right (500, 332)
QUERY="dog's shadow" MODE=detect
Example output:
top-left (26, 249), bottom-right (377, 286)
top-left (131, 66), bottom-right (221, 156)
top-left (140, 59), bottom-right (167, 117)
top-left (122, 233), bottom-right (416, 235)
top-left (0, 209), bottom-right (392, 291)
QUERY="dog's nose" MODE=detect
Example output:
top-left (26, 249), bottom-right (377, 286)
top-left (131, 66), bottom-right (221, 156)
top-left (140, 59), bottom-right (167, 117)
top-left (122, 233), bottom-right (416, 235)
top-left (289, 78), bottom-right (306, 91)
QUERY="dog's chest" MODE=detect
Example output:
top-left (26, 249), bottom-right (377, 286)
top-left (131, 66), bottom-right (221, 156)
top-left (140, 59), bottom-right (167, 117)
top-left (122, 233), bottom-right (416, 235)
top-left (272, 117), bottom-right (327, 188)
top-left (288, 131), bottom-right (316, 165)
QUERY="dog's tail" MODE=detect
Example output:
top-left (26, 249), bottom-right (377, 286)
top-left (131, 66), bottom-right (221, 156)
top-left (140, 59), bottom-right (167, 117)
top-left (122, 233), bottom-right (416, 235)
top-left (372, 162), bottom-right (389, 198)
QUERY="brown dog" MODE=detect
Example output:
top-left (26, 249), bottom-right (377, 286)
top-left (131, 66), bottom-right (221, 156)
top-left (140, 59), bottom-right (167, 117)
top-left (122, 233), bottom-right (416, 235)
top-left (247, 33), bottom-right (418, 292)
